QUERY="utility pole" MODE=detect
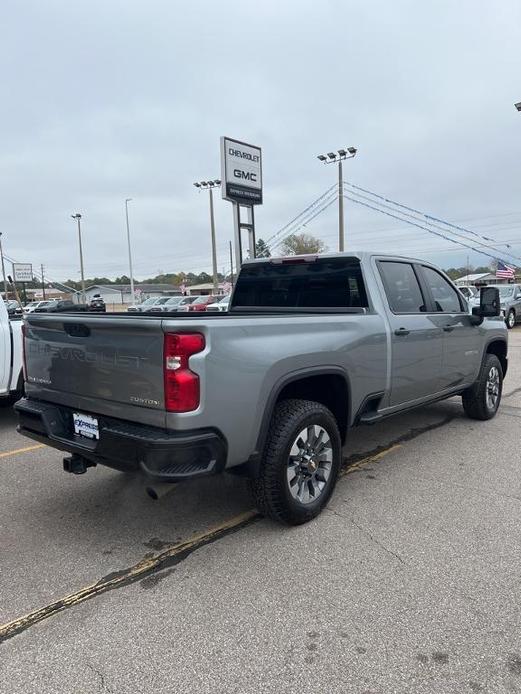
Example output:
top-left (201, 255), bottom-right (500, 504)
top-left (71, 213), bottom-right (86, 303)
top-left (338, 159), bottom-right (344, 253)
top-left (125, 198), bottom-right (135, 306)
top-left (317, 147), bottom-right (357, 251)
top-left (41, 264), bottom-right (46, 299)
top-left (229, 240), bottom-right (234, 287)
top-left (193, 179), bottom-right (221, 294)
top-left (0, 232), bottom-right (8, 299)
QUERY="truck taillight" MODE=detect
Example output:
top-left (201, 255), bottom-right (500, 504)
top-left (163, 333), bottom-right (205, 412)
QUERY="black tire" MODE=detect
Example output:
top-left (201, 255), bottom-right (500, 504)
top-left (462, 353), bottom-right (503, 421)
top-left (506, 309), bottom-right (516, 329)
top-left (249, 398), bottom-right (342, 525)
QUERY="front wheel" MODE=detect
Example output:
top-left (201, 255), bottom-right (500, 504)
top-left (462, 354), bottom-right (503, 420)
top-left (250, 399), bottom-right (342, 525)
top-left (506, 310), bottom-right (516, 329)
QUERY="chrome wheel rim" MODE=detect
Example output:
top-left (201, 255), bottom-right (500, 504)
top-left (508, 312), bottom-right (515, 328)
top-left (287, 425), bottom-right (333, 505)
top-left (486, 366), bottom-right (500, 410)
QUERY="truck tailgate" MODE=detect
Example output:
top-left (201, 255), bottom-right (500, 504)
top-left (24, 314), bottom-right (165, 412)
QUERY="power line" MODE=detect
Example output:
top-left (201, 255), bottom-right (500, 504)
top-left (344, 181), bottom-right (517, 256)
top-left (269, 195), bottom-right (339, 254)
top-left (343, 185), bottom-right (521, 264)
top-left (261, 183), bottom-right (337, 250)
top-left (342, 195), bottom-right (515, 265)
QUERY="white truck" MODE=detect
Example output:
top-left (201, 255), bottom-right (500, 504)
top-left (0, 296), bottom-right (24, 405)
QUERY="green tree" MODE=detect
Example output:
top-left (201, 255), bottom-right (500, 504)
top-left (255, 238), bottom-right (271, 258)
top-left (280, 233), bottom-right (327, 256)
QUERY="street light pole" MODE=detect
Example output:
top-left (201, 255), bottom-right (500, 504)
top-left (317, 147), bottom-right (357, 252)
top-left (194, 179), bottom-right (221, 294)
top-left (338, 159), bottom-right (344, 253)
top-left (125, 198), bottom-right (135, 306)
top-left (71, 213), bottom-right (86, 303)
top-left (0, 232), bottom-right (8, 298)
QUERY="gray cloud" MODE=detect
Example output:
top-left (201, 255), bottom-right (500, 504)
top-left (2, 0), bottom-right (521, 282)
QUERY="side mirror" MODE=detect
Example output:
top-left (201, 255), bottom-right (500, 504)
top-left (472, 286), bottom-right (500, 321)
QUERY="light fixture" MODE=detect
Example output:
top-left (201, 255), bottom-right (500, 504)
top-left (317, 154), bottom-right (327, 161)
top-left (515, 102), bottom-right (521, 112)
top-left (347, 146), bottom-right (357, 155)
top-left (327, 152), bottom-right (336, 159)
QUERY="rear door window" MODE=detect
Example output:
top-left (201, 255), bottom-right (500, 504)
top-left (232, 257), bottom-right (368, 309)
top-left (379, 262), bottom-right (427, 314)
top-left (422, 266), bottom-right (463, 313)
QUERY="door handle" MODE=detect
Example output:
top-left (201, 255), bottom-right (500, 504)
top-left (443, 325), bottom-right (455, 332)
top-left (394, 328), bottom-right (410, 336)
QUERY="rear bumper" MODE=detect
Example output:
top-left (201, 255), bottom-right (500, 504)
top-left (15, 398), bottom-right (227, 482)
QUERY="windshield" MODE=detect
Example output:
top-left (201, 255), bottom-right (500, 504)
top-left (219, 295), bottom-right (230, 303)
top-left (166, 297), bottom-right (183, 305)
top-left (499, 286), bottom-right (514, 298)
top-left (155, 297), bottom-right (171, 305)
top-left (192, 296), bottom-right (210, 304)
top-left (141, 297), bottom-right (158, 305)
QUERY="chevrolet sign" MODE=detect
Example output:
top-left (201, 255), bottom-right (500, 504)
top-left (220, 136), bottom-right (263, 204)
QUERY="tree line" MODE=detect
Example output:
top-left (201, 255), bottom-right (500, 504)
top-left (18, 233), bottom-right (501, 292)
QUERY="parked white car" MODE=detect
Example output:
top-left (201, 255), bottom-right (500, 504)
top-left (206, 295), bottom-right (230, 312)
top-left (23, 300), bottom-right (54, 314)
top-left (0, 296), bottom-right (23, 404)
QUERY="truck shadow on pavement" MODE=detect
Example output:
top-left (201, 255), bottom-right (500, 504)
top-left (3, 398), bottom-right (466, 548)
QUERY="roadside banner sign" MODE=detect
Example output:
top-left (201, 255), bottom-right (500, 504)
top-left (13, 263), bottom-right (33, 283)
top-left (220, 137), bottom-right (262, 205)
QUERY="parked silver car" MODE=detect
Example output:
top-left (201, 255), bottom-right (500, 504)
top-left (148, 296), bottom-right (197, 312)
top-left (127, 297), bottom-right (165, 313)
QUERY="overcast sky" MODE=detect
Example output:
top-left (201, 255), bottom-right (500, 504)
top-left (2, 0), bottom-right (521, 283)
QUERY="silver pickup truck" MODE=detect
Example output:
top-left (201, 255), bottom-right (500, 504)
top-left (16, 253), bottom-right (507, 524)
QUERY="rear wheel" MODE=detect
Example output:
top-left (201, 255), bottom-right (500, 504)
top-left (462, 354), bottom-right (503, 420)
top-left (249, 399), bottom-right (342, 525)
top-left (506, 309), bottom-right (516, 329)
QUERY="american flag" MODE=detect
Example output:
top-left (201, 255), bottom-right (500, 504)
top-left (496, 261), bottom-right (516, 279)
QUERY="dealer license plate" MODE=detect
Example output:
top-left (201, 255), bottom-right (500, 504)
top-left (73, 412), bottom-right (99, 440)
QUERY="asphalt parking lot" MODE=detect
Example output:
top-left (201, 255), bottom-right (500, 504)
top-left (1, 332), bottom-right (521, 694)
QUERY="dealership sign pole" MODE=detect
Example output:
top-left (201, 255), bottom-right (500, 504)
top-left (220, 137), bottom-right (262, 268)
top-left (13, 262), bottom-right (33, 304)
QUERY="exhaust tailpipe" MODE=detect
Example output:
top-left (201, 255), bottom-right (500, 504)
top-left (146, 482), bottom-right (176, 501)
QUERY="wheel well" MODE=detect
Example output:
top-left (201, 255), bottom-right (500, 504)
top-left (486, 340), bottom-right (507, 377)
top-left (276, 374), bottom-right (349, 443)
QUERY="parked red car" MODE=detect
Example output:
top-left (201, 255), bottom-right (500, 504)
top-left (187, 295), bottom-right (219, 312)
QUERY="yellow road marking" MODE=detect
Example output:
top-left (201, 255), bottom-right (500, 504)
top-left (0, 509), bottom-right (258, 643)
top-left (342, 443), bottom-right (402, 476)
top-left (0, 444), bottom-right (45, 459)
top-left (0, 442), bottom-right (402, 642)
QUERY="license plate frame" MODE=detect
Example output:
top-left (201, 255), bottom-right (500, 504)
top-left (72, 412), bottom-right (100, 440)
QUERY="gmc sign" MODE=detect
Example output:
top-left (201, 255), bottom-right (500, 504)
top-left (221, 136), bottom-right (263, 205)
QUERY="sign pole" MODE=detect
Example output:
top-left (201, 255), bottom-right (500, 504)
top-left (8, 274), bottom-right (21, 307)
top-left (229, 241), bottom-right (234, 287)
top-left (0, 233), bottom-right (8, 298)
top-left (233, 203), bottom-right (242, 269)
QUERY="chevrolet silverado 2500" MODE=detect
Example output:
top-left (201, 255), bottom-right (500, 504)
top-left (15, 253), bottom-right (507, 524)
